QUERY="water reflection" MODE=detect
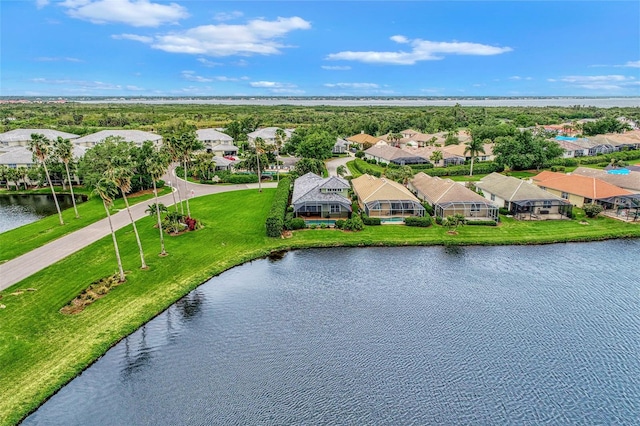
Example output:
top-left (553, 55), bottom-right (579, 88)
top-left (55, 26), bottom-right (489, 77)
top-left (175, 290), bottom-right (205, 322)
top-left (121, 326), bottom-right (153, 379)
top-left (0, 193), bottom-right (85, 233)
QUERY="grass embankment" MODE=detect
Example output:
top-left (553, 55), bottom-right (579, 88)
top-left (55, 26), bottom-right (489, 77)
top-left (0, 187), bottom-right (171, 263)
top-left (1, 189), bottom-right (640, 425)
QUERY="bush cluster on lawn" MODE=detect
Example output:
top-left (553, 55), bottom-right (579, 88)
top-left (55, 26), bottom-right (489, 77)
top-left (466, 220), bottom-right (498, 226)
top-left (265, 177), bottom-right (292, 237)
top-left (284, 217), bottom-right (306, 230)
top-left (335, 215), bottom-right (364, 231)
top-left (361, 214), bottom-right (381, 225)
top-left (404, 216), bottom-right (432, 227)
top-left (352, 159), bottom-right (382, 177)
top-left (583, 203), bottom-right (604, 218)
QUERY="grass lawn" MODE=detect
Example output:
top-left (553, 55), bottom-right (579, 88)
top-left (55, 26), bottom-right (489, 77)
top-left (0, 186), bottom-right (171, 263)
top-left (1, 188), bottom-right (639, 425)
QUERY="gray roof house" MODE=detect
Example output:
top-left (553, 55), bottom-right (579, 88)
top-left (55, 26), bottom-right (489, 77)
top-left (247, 127), bottom-right (293, 148)
top-left (475, 173), bottom-right (572, 220)
top-left (292, 173), bottom-right (352, 220)
top-left (0, 129), bottom-right (79, 147)
top-left (572, 166), bottom-right (640, 193)
top-left (333, 138), bottom-right (350, 154)
top-left (0, 145), bottom-right (87, 168)
top-left (196, 129), bottom-right (235, 154)
top-left (364, 144), bottom-right (429, 166)
top-left (73, 130), bottom-right (162, 147)
top-left (408, 172), bottom-right (498, 221)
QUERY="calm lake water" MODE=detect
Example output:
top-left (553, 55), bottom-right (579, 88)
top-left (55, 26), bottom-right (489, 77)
top-left (23, 241), bottom-right (640, 425)
top-left (0, 193), bottom-right (83, 233)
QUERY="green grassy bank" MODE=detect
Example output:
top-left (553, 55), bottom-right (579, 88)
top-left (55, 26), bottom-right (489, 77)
top-left (1, 188), bottom-right (639, 425)
top-left (0, 187), bottom-right (171, 263)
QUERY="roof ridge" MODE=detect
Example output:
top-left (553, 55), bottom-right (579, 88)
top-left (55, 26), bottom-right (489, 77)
top-left (434, 181), bottom-right (456, 203)
top-left (509, 179), bottom-right (525, 202)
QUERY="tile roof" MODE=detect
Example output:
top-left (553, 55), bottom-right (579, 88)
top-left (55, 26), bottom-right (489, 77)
top-left (196, 128), bottom-right (233, 142)
top-left (476, 173), bottom-right (568, 203)
top-left (532, 171), bottom-right (633, 200)
top-left (73, 130), bottom-right (162, 145)
top-left (346, 133), bottom-right (383, 144)
top-left (0, 129), bottom-right (79, 144)
top-left (352, 174), bottom-right (420, 203)
top-left (364, 144), bottom-right (428, 163)
top-left (410, 172), bottom-right (493, 205)
top-left (247, 127), bottom-right (292, 140)
top-left (292, 172), bottom-right (351, 207)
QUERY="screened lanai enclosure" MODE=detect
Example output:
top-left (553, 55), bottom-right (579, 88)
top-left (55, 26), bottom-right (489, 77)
top-left (435, 200), bottom-right (499, 222)
top-left (293, 200), bottom-right (352, 219)
top-left (362, 199), bottom-right (425, 218)
top-left (507, 199), bottom-right (573, 220)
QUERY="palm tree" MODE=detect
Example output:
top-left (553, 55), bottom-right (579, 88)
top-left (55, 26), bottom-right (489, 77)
top-left (53, 137), bottom-right (80, 218)
top-left (107, 165), bottom-right (148, 269)
top-left (93, 177), bottom-right (125, 282)
top-left (178, 131), bottom-right (203, 218)
top-left (430, 150), bottom-right (443, 166)
top-left (254, 137), bottom-right (265, 192)
top-left (146, 150), bottom-right (170, 256)
top-left (164, 135), bottom-right (184, 214)
top-left (274, 128), bottom-right (287, 154)
top-left (16, 166), bottom-right (29, 190)
top-left (464, 138), bottom-right (486, 177)
top-left (29, 133), bottom-right (64, 225)
top-left (0, 165), bottom-right (9, 190)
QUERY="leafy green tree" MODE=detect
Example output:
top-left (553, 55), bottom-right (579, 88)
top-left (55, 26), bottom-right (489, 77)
top-left (493, 130), bottom-right (563, 171)
top-left (583, 203), bottom-right (604, 218)
top-left (444, 131), bottom-right (460, 146)
top-left (53, 137), bottom-right (79, 218)
top-left (5, 167), bottom-right (19, 190)
top-left (296, 130), bottom-right (335, 160)
top-left (27, 166), bottom-right (41, 186)
top-left (16, 166), bottom-right (29, 190)
top-left (464, 138), bottom-right (486, 176)
top-left (294, 158), bottom-right (325, 176)
top-left (93, 177), bottom-right (126, 282)
top-left (582, 117), bottom-right (631, 136)
top-left (29, 133), bottom-right (64, 225)
top-left (0, 165), bottom-right (9, 190)
top-left (336, 165), bottom-right (347, 177)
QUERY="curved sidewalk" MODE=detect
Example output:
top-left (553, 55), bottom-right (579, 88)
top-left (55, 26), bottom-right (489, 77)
top-left (0, 177), bottom-right (277, 291)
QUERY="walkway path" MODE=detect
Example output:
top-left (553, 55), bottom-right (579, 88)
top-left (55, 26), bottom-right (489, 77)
top-left (325, 154), bottom-right (353, 177)
top-left (0, 171), bottom-right (277, 291)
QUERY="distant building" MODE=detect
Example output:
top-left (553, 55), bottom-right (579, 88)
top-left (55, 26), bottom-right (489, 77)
top-left (0, 129), bottom-right (79, 147)
top-left (73, 130), bottom-right (162, 147)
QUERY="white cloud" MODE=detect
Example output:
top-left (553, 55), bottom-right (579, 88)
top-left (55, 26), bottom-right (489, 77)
top-left (623, 60), bottom-right (640, 68)
top-left (321, 65), bottom-right (351, 71)
top-left (31, 78), bottom-right (122, 90)
top-left (509, 76), bottom-right (533, 81)
top-left (249, 81), bottom-right (302, 94)
top-left (112, 33), bottom-right (154, 43)
top-left (548, 74), bottom-right (638, 91)
top-left (125, 16), bottom-right (310, 56)
top-left (214, 11), bottom-right (243, 21)
top-left (181, 71), bottom-right (213, 83)
top-left (126, 85), bottom-right (145, 91)
top-left (197, 58), bottom-right (223, 67)
top-left (36, 0), bottom-right (50, 9)
top-left (62, 0), bottom-right (188, 27)
top-left (327, 35), bottom-right (512, 65)
top-left (34, 56), bottom-right (83, 62)
top-left (324, 83), bottom-right (379, 89)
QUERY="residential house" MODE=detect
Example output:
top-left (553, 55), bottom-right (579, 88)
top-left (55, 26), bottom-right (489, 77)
top-left (532, 170), bottom-right (639, 209)
top-left (408, 172), bottom-right (498, 222)
top-left (346, 132), bottom-right (383, 150)
top-left (0, 129), bottom-right (79, 147)
top-left (333, 138), bottom-right (350, 154)
top-left (442, 143), bottom-right (495, 163)
top-left (476, 172), bottom-right (572, 220)
top-left (291, 173), bottom-right (352, 220)
top-left (554, 138), bottom-right (588, 158)
top-left (571, 137), bottom-right (616, 156)
top-left (247, 127), bottom-right (292, 150)
top-left (364, 144), bottom-right (430, 166)
top-left (405, 146), bottom-right (465, 167)
top-left (196, 129), bottom-right (236, 155)
top-left (73, 130), bottom-right (162, 147)
top-left (351, 174), bottom-right (425, 222)
top-left (572, 167), bottom-right (640, 193)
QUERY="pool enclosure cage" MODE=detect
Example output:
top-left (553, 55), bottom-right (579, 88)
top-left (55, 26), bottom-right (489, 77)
top-left (363, 200), bottom-right (425, 218)
top-left (293, 201), bottom-right (351, 219)
top-left (435, 201), bottom-right (499, 222)
top-left (509, 199), bottom-right (573, 220)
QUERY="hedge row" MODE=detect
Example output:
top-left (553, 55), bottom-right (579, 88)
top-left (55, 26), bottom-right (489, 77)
top-left (404, 216), bottom-right (432, 227)
top-left (550, 149), bottom-right (640, 167)
top-left (420, 162), bottom-right (504, 177)
top-left (466, 220), bottom-right (498, 226)
top-left (265, 177), bottom-right (292, 237)
top-left (361, 214), bottom-right (381, 226)
top-left (352, 159), bottom-right (382, 177)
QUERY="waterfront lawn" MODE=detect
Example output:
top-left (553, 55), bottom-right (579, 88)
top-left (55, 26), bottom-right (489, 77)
top-left (0, 187), bottom-right (171, 263)
top-left (1, 189), bottom-right (640, 425)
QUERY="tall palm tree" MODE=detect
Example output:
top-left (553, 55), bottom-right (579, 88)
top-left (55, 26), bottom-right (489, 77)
top-left (93, 178), bottom-right (125, 282)
top-left (464, 138), bottom-right (486, 177)
top-left (164, 135), bottom-right (184, 214)
top-left (107, 165), bottom-right (148, 269)
top-left (254, 137), bottom-right (265, 192)
top-left (274, 128), bottom-right (287, 154)
top-left (53, 137), bottom-right (80, 218)
top-left (29, 133), bottom-right (64, 225)
top-left (146, 150), bottom-right (170, 256)
top-left (16, 166), bottom-right (29, 190)
top-left (177, 131), bottom-right (203, 218)
top-left (430, 150), bottom-right (443, 166)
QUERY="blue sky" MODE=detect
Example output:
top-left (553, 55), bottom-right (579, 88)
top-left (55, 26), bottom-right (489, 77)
top-left (2, 1), bottom-right (639, 97)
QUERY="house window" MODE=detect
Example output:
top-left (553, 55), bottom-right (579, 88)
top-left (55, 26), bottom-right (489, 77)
top-left (561, 192), bottom-right (569, 199)
top-left (330, 204), bottom-right (340, 213)
top-left (543, 200), bottom-right (552, 209)
top-left (490, 194), bottom-right (495, 202)
top-left (470, 203), bottom-right (481, 212)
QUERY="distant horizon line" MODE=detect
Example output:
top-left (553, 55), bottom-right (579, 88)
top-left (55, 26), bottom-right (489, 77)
top-left (1, 95), bottom-right (639, 100)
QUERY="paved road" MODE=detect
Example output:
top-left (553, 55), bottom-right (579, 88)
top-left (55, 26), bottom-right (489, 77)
top-left (0, 170), bottom-right (277, 291)
top-left (325, 154), bottom-right (353, 177)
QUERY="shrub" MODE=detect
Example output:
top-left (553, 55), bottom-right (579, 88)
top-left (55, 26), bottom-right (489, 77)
top-left (423, 203), bottom-right (434, 216)
top-left (335, 219), bottom-right (346, 229)
top-left (404, 216), bottom-right (432, 227)
top-left (289, 218), bottom-right (306, 230)
top-left (435, 216), bottom-right (443, 225)
top-left (499, 207), bottom-right (510, 215)
top-left (550, 166), bottom-right (565, 172)
top-left (466, 220), bottom-right (498, 226)
top-left (361, 214), bottom-right (381, 226)
top-left (265, 177), bottom-right (292, 237)
top-left (343, 215), bottom-right (364, 231)
top-left (583, 203), bottom-right (604, 218)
